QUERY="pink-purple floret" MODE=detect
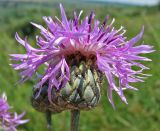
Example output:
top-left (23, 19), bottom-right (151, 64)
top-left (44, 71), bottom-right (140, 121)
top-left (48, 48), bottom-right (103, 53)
top-left (10, 4), bottom-right (154, 107)
top-left (0, 94), bottom-right (28, 131)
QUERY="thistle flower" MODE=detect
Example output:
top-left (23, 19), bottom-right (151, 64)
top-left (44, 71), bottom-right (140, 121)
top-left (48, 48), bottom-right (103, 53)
top-left (0, 93), bottom-right (28, 131)
top-left (10, 4), bottom-right (154, 110)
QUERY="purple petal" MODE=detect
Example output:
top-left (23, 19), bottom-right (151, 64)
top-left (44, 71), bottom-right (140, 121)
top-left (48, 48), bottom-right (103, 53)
top-left (60, 3), bottom-right (70, 30)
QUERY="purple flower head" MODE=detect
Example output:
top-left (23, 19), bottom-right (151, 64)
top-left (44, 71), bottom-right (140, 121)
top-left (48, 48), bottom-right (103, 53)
top-left (0, 93), bottom-right (28, 131)
top-left (10, 4), bottom-right (154, 107)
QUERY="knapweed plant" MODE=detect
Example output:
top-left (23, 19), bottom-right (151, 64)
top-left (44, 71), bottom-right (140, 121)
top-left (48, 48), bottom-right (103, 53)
top-left (0, 93), bottom-right (28, 131)
top-left (10, 4), bottom-right (154, 131)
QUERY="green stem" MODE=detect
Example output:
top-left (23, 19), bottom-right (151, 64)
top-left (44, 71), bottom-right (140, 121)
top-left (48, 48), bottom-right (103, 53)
top-left (46, 111), bottom-right (53, 131)
top-left (71, 110), bottom-right (80, 131)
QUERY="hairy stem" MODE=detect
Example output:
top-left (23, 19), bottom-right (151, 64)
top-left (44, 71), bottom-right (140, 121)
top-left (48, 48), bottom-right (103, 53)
top-left (71, 110), bottom-right (80, 131)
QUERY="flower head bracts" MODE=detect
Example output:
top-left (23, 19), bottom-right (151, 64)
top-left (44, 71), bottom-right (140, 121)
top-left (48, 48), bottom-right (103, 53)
top-left (0, 93), bottom-right (28, 131)
top-left (10, 4), bottom-right (154, 107)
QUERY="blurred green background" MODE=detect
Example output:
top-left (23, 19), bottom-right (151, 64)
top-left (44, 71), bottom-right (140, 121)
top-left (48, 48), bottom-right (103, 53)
top-left (0, 0), bottom-right (160, 131)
